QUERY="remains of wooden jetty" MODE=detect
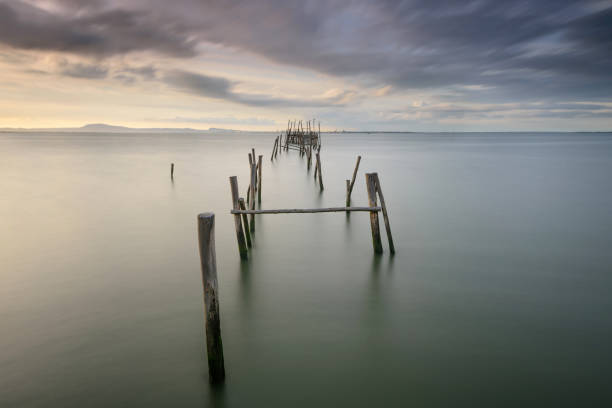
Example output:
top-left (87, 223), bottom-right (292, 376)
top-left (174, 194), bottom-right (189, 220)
top-left (282, 119), bottom-right (321, 153)
top-left (228, 170), bottom-right (393, 256)
top-left (228, 120), bottom-right (393, 256)
top-left (195, 122), bottom-right (395, 382)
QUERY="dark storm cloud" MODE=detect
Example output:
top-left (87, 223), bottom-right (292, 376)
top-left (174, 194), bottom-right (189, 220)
top-left (0, 0), bottom-right (197, 56)
top-left (1, 0), bottom-right (611, 104)
top-left (163, 69), bottom-right (353, 107)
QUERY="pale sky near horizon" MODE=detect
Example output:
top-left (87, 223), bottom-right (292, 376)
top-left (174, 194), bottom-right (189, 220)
top-left (1, 0), bottom-right (611, 131)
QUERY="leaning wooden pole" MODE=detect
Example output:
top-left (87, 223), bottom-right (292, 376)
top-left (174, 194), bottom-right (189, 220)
top-left (257, 155), bottom-right (262, 203)
top-left (232, 206), bottom-right (381, 214)
top-left (346, 155), bottom-right (361, 206)
top-left (365, 173), bottom-right (383, 253)
top-left (316, 153), bottom-right (324, 190)
top-left (229, 176), bottom-right (248, 259)
top-left (373, 173), bottom-right (395, 254)
top-left (271, 137), bottom-right (277, 161)
top-left (170, 163), bottom-right (174, 179)
top-left (197, 212), bottom-right (226, 383)
top-left (238, 198), bottom-right (252, 248)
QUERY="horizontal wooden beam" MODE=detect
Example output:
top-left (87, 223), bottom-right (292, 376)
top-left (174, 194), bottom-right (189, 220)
top-left (231, 206), bottom-right (381, 215)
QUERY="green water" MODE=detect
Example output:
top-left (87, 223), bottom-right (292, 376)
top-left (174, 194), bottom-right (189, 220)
top-left (1, 132), bottom-right (611, 407)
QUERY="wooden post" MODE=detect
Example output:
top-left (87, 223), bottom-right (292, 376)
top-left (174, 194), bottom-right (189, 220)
top-left (316, 153), bottom-right (324, 190)
top-left (348, 156), bottom-right (361, 196)
top-left (314, 154), bottom-right (318, 179)
top-left (373, 173), bottom-right (395, 254)
top-left (271, 137), bottom-right (277, 161)
top-left (250, 162), bottom-right (256, 232)
top-left (238, 198), bottom-right (252, 248)
top-left (229, 176), bottom-right (248, 259)
top-left (346, 179), bottom-right (351, 207)
top-left (197, 213), bottom-right (225, 383)
top-left (170, 163), bottom-right (174, 179)
top-left (197, 213), bottom-right (225, 382)
top-left (365, 173), bottom-right (383, 253)
top-left (257, 155), bottom-right (262, 203)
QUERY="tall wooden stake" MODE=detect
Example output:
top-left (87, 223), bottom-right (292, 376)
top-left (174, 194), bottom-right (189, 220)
top-left (197, 213), bottom-right (225, 383)
top-left (271, 137), bottom-right (277, 161)
top-left (316, 153), bottom-right (324, 190)
top-left (250, 162), bottom-right (256, 232)
top-left (229, 176), bottom-right (248, 259)
top-left (346, 155), bottom-right (361, 206)
top-left (170, 163), bottom-right (174, 179)
top-left (257, 155), bottom-right (262, 203)
top-left (238, 198), bottom-right (252, 248)
top-left (365, 173), bottom-right (383, 253)
top-left (373, 173), bottom-right (395, 254)
top-left (346, 179), bottom-right (351, 209)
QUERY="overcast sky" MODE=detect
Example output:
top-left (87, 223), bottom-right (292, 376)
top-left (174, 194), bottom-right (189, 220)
top-left (1, 0), bottom-right (611, 130)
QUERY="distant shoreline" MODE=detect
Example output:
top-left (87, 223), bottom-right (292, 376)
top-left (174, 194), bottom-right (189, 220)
top-left (2, 124), bottom-right (611, 134)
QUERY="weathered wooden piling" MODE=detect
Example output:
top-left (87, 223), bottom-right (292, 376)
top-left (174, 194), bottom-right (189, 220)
top-left (249, 162), bottom-right (256, 231)
top-left (238, 198), bottom-right (252, 248)
top-left (229, 176), bottom-right (248, 259)
top-left (365, 173), bottom-right (383, 253)
top-left (271, 137), bottom-right (277, 161)
top-left (346, 179), bottom-right (350, 210)
top-left (197, 213), bottom-right (226, 383)
top-left (316, 153), bottom-right (324, 190)
top-left (170, 163), bottom-right (174, 179)
top-left (373, 173), bottom-right (395, 254)
top-left (257, 155), bottom-right (262, 203)
top-left (346, 156), bottom-right (361, 206)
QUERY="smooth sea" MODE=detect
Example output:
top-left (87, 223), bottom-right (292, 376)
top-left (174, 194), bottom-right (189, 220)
top-left (1, 131), bottom-right (611, 407)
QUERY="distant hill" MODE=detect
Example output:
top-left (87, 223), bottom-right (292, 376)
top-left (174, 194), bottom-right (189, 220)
top-left (0, 123), bottom-right (244, 133)
top-left (79, 123), bottom-right (133, 132)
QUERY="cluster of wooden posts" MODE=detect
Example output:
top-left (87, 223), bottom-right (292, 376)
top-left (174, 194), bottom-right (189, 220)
top-left (270, 119), bottom-right (324, 190)
top-left (196, 120), bottom-right (395, 383)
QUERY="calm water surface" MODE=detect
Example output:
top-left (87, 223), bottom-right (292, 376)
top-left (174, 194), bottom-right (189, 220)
top-left (1, 132), bottom-right (611, 407)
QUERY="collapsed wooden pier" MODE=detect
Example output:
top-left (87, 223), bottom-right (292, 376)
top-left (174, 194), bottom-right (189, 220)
top-left (230, 120), bottom-right (394, 258)
top-left (196, 119), bottom-right (395, 383)
top-left (283, 118), bottom-right (321, 152)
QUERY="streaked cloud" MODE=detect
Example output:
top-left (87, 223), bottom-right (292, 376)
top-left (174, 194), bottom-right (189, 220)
top-left (0, 0), bottom-right (611, 130)
top-left (163, 69), bottom-right (357, 107)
